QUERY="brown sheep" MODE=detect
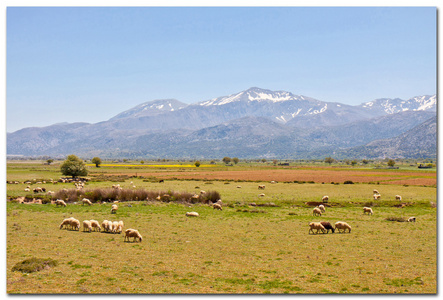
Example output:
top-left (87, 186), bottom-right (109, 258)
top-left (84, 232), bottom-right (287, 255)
top-left (124, 229), bottom-right (142, 242)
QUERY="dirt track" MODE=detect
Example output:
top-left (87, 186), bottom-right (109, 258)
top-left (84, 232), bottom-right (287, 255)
top-left (126, 168), bottom-right (436, 186)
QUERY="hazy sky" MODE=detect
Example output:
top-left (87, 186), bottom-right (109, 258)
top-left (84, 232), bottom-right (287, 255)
top-left (6, 6), bottom-right (437, 132)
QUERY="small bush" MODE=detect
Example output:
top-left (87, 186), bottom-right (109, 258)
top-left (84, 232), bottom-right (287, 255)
top-left (343, 180), bottom-right (354, 184)
top-left (12, 257), bottom-right (58, 273)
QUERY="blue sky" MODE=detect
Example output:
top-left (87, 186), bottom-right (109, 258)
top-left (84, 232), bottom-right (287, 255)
top-left (6, 6), bottom-right (437, 132)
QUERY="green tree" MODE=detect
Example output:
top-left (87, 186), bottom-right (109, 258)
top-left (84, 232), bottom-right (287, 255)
top-left (324, 157), bottom-right (335, 164)
top-left (273, 159), bottom-right (278, 166)
top-left (261, 159), bottom-right (267, 163)
top-left (362, 159), bottom-right (369, 165)
top-left (351, 160), bottom-right (357, 166)
top-left (46, 159), bottom-right (54, 165)
top-left (60, 155), bottom-right (88, 178)
top-left (232, 157), bottom-right (239, 164)
top-left (195, 161), bottom-right (201, 167)
top-left (91, 157), bottom-right (102, 168)
top-left (387, 159), bottom-right (396, 167)
top-left (140, 161), bottom-right (145, 164)
top-left (222, 157), bottom-right (231, 164)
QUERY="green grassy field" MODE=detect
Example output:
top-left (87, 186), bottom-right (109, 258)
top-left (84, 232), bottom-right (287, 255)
top-left (6, 161), bottom-right (437, 294)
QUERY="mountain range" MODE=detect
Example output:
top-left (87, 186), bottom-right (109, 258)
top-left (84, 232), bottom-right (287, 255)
top-left (7, 87), bottom-right (437, 159)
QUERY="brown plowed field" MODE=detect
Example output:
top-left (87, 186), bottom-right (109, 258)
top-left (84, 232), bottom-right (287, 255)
top-left (128, 167), bottom-right (436, 186)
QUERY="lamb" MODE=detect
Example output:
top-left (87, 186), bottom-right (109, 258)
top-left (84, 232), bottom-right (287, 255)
top-left (186, 212), bottom-right (199, 217)
top-left (82, 220), bottom-right (92, 232)
top-left (322, 195), bottom-right (329, 203)
top-left (213, 203), bottom-right (222, 210)
top-left (407, 217), bottom-right (416, 222)
top-left (395, 195), bottom-right (402, 201)
top-left (124, 229), bottom-right (142, 242)
top-left (373, 194), bottom-right (381, 200)
top-left (334, 221), bottom-right (351, 233)
top-left (363, 207), bottom-right (373, 215)
top-left (309, 222), bottom-right (326, 234)
top-left (82, 198), bottom-right (92, 206)
top-left (111, 204), bottom-right (118, 214)
top-left (313, 207), bottom-right (322, 216)
top-left (90, 220), bottom-right (101, 232)
top-left (320, 221), bottom-right (335, 233)
top-left (317, 204), bottom-right (326, 213)
top-left (55, 199), bottom-right (67, 207)
top-left (258, 185), bottom-right (266, 190)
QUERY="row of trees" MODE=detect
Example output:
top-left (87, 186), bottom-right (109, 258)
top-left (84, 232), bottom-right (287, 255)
top-left (324, 157), bottom-right (396, 167)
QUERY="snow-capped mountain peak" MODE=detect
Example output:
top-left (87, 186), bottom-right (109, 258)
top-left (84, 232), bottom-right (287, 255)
top-left (198, 87), bottom-right (304, 106)
top-left (360, 95), bottom-right (436, 114)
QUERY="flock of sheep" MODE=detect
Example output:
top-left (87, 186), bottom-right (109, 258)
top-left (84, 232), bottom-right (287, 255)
top-left (59, 216), bottom-right (143, 242)
top-left (308, 189), bottom-right (416, 235)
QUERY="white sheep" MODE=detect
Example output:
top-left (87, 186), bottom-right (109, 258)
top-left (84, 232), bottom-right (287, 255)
top-left (112, 221), bottom-right (119, 233)
top-left (322, 195), bottom-right (329, 202)
top-left (317, 204), bottom-right (325, 213)
top-left (111, 204), bottom-right (118, 214)
top-left (59, 217), bottom-right (74, 229)
top-left (407, 217), bottom-right (416, 222)
top-left (116, 221), bottom-right (124, 234)
top-left (213, 203), bottom-right (222, 210)
top-left (200, 190), bottom-right (206, 195)
top-left (335, 221), bottom-right (351, 233)
top-left (70, 218), bottom-right (80, 231)
top-left (24, 188), bottom-right (30, 192)
top-left (186, 212), bottom-right (199, 217)
top-left (309, 222), bottom-right (326, 234)
top-left (363, 207), bottom-right (373, 215)
top-left (373, 194), bottom-right (381, 200)
top-left (102, 220), bottom-right (110, 232)
top-left (55, 199), bottom-right (67, 207)
top-left (124, 229), bottom-right (142, 242)
top-left (82, 220), bottom-right (92, 232)
top-left (395, 195), bottom-right (402, 201)
top-left (313, 207), bottom-right (322, 216)
top-left (82, 198), bottom-right (92, 206)
top-left (259, 193), bottom-right (265, 197)
top-left (373, 189), bottom-right (379, 195)
top-left (90, 220), bottom-right (101, 232)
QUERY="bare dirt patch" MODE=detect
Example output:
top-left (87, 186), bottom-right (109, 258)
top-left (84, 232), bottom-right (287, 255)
top-left (120, 168), bottom-right (436, 186)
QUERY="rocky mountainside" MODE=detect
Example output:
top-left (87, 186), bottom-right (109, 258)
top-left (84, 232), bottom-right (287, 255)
top-left (7, 87), bottom-right (437, 159)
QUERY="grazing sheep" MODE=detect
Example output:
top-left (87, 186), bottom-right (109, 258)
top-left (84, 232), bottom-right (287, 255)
top-left (90, 220), bottom-right (101, 232)
top-left (322, 195), bottom-right (329, 203)
top-left (111, 221), bottom-right (119, 233)
top-left (213, 203), bottom-right (222, 210)
top-left (373, 189), bottom-right (379, 195)
top-left (111, 204), bottom-right (118, 214)
top-left (186, 212), bottom-right (199, 217)
top-left (270, 181), bottom-right (277, 184)
top-left (317, 204), bottom-right (326, 213)
top-left (408, 217), bottom-right (416, 222)
top-left (82, 198), bottom-right (92, 206)
top-left (309, 222), bottom-right (326, 234)
top-left (320, 221), bottom-right (335, 233)
top-left (395, 195), bottom-right (402, 201)
top-left (258, 185), bottom-right (265, 190)
top-left (47, 191), bottom-right (55, 196)
top-left (259, 193), bottom-right (265, 197)
top-left (102, 220), bottom-right (110, 232)
top-left (55, 199), bottom-right (67, 207)
top-left (334, 221), bottom-right (351, 233)
top-left (33, 187), bottom-right (43, 193)
top-left (373, 194), bottom-right (381, 200)
top-left (116, 221), bottom-right (124, 234)
top-left (313, 207), bottom-right (322, 216)
top-left (200, 190), bottom-right (206, 195)
top-left (59, 218), bottom-right (73, 229)
top-left (124, 229), bottom-right (142, 242)
top-left (237, 186), bottom-right (242, 188)
top-left (70, 218), bottom-right (80, 231)
top-left (363, 207), bottom-right (373, 215)
top-left (24, 188), bottom-right (30, 192)
top-left (191, 194), bottom-right (199, 200)
top-left (82, 220), bottom-right (92, 232)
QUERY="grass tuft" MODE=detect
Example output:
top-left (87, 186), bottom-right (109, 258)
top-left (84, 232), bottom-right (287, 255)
top-left (12, 257), bottom-right (58, 273)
